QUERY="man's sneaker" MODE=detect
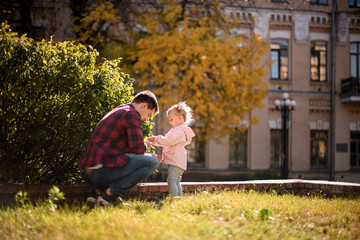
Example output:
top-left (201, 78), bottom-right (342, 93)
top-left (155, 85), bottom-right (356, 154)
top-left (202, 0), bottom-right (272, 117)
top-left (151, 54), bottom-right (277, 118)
top-left (98, 194), bottom-right (131, 207)
top-left (86, 195), bottom-right (99, 204)
top-left (86, 190), bottom-right (102, 205)
top-left (98, 194), bottom-right (117, 207)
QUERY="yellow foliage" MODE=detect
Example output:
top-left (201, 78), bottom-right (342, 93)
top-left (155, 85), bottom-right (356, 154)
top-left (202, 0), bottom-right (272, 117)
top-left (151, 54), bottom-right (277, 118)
top-left (131, 1), bottom-right (269, 140)
top-left (72, 1), bottom-right (120, 53)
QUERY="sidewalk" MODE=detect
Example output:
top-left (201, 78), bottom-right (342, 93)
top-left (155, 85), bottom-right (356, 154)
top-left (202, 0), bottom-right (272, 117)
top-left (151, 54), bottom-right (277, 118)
top-left (1, 179), bottom-right (360, 206)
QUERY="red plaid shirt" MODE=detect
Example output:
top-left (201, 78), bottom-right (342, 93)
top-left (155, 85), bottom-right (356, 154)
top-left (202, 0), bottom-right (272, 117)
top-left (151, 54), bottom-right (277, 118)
top-left (78, 103), bottom-right (147, 169)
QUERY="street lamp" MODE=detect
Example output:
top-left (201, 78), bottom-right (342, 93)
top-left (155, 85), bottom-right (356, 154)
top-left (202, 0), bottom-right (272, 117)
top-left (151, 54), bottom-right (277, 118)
top-left (274, 93), bottom-right (296, 179)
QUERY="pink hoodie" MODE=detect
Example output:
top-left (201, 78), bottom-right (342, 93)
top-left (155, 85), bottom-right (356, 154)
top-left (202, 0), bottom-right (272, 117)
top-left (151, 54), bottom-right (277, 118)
top-left (153, 124), bottom-right (195, 171)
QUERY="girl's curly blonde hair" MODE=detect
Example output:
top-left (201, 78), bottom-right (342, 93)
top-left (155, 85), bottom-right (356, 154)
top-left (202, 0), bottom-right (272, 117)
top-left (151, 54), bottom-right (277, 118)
top-left (166, 102), bottom-right (193, 124)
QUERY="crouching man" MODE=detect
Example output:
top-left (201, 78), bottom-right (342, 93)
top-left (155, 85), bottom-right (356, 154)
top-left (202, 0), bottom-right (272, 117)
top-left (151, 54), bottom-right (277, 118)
top-left (79, 90), bottom-right (160, 206)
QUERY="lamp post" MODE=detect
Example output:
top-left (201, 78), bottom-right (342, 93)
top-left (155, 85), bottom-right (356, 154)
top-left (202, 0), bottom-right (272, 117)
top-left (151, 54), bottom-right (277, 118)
top-left (274, 93), bottom-right (296, 179)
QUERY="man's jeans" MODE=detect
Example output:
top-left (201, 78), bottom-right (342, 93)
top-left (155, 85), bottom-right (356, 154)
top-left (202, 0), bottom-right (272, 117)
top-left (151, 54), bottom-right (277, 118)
top-left (167, 165), bottom-right (184, 197)
top-left (81, 153), bottom-right (159, 196)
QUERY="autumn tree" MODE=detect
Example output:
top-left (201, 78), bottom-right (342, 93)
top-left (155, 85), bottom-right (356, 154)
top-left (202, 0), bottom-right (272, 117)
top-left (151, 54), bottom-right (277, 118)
top-left (131, 0), bottom-right (269, 140)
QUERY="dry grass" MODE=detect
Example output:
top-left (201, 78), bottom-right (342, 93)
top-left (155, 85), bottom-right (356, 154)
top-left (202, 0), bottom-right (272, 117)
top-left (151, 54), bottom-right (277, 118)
top-left (1, 189), bottom-right (359, 240)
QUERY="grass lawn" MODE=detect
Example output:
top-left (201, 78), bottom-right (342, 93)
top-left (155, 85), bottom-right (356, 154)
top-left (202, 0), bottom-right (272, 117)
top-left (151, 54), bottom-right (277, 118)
top-left (1, 189), bottom-right (359, 240)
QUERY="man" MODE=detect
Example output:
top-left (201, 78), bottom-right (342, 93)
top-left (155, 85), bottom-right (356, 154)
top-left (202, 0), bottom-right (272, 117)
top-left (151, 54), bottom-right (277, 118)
top-left (79, 90), bottom-right (160, 206)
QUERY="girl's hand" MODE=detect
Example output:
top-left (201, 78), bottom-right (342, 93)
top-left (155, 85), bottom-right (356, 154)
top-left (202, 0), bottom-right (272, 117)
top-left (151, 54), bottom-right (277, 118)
top-left (147, 136), bottom-right (155, 142)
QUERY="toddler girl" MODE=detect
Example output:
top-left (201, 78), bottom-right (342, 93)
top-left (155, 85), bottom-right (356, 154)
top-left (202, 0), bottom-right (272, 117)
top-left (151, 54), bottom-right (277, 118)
top-left (147, 102), bottom-right (195, 197)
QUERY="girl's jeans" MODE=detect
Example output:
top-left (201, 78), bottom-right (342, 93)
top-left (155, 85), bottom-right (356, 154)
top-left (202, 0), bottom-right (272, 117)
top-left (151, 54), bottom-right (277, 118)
top-left (81, 153), bottom-right (159, 196)
top-left (167, 165), bottom-right (185, 197)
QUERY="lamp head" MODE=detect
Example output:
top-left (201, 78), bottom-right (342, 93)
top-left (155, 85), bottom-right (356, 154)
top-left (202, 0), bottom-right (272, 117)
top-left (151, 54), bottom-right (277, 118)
top-left (274, 99), bottom-right (281, 107)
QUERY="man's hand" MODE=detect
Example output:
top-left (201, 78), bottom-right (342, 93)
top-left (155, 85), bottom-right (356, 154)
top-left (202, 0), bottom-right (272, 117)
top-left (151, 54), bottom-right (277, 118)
top-left (145, 141), bottom-right (152, 148)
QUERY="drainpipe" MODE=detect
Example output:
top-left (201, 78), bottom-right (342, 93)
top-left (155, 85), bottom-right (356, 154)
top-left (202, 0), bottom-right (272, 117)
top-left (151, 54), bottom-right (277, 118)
top-left (330, 0), bottom-right (337, 181)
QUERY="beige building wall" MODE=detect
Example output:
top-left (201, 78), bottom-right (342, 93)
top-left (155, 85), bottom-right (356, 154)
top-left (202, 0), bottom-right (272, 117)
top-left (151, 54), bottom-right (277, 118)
top-left (335, 100), bottom-right (351, 171)
top-left (249, 98), bottom-right (271, 170)
top-left (290, 94), bottom-right (311, 170)
top-left (207, 138), bottom-right (229, 169)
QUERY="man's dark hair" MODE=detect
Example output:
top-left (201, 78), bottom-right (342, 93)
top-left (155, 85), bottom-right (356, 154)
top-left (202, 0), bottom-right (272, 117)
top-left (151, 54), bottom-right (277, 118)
top-left (132, 90), bottom-right (159, 114)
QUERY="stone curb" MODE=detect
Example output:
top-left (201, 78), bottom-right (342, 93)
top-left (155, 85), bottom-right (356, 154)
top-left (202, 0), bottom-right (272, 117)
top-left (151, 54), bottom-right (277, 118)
top-left (1, 179), bottom-right (359, 206)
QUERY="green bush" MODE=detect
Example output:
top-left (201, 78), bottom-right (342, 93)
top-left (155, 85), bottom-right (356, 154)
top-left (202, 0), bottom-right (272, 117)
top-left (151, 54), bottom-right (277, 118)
top-left (0, 22), bottom-right (151, 184)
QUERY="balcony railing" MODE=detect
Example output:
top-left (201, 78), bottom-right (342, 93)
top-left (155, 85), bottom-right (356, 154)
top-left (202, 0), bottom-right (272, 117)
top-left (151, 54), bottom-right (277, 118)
top-left (341, 77), bottom-right (360, 102)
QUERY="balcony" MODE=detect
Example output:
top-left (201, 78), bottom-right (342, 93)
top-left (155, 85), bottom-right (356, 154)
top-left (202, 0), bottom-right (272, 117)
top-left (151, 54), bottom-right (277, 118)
top-left (341, 77), bottom-right (360, 102)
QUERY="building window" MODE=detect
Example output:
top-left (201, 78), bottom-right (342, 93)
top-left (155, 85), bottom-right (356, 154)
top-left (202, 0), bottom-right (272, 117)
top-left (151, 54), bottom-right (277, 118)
top-left (349, 0), bottom-right (360, 7)
top-left (271, 39), bottom-right (289, 80)
top-left (310, 0), bottom-right (328, 4)
top-left (310, 41), bottom-right (327, 82)
top-left (310, 130), bottom-right (328, 168)
top-left (350, 42), bottom-right (360, 78)
top-left (270, 129), bottom-right (282, 168)
top-left (350, 131), bottom-right (360, 169)
top-left (229, 130), bottom-right (247, 168)
top-left (187, 132), bottom-right (205, 167)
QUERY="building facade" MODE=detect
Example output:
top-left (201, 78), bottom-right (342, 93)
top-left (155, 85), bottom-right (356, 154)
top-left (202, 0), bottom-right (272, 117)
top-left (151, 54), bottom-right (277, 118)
top-left (154, 0), bottom-right (360, 183)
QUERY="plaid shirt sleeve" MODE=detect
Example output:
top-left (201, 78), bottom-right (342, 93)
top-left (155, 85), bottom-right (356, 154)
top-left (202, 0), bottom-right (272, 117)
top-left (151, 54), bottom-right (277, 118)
top-left (124, 109), bottom-right (147, 154)
top-left (78, 104), bottom-right (147, 169)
